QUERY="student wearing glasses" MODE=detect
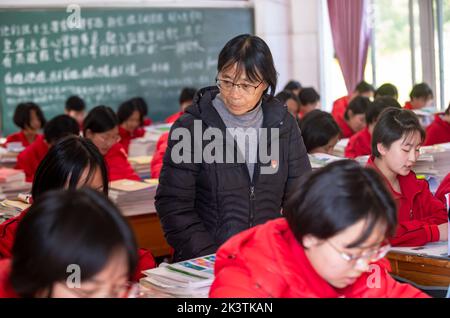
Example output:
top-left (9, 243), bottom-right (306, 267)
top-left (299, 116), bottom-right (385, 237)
top-left (156, 34), bottom-right (311, 262)
top-left (210, 160), bottom-right (427, 298)
top-left (83, 106), bottom-right (140, 181)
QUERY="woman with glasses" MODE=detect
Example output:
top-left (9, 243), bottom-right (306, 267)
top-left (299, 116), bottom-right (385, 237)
top-left (156, 34), bottom-right (311, 262)
top-left (83, 105), bottom-right (140, 181)
top-left (0, 188), bottom-right (138, 298)
top-left (210, 160), bottom-right (427, 298)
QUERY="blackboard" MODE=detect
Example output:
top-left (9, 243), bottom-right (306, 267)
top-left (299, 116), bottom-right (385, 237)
top-left (0, 7), bottom-right (254, 134)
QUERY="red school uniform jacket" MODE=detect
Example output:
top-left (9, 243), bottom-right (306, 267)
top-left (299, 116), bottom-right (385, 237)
top-left (165, 111), bottom-right (184, 124)
top-left (150, 132), bottom-right (169, 179)
top-left (366, 156), bottom-right (448, 246)
top-left (404, 101), bottom-right (413, 110)
top-left (335, 115), bottom-right (355, 139)
top-left (210, 218), bottom-right (427, 298)
top-left (331, 95), bottom-right (350, 122)
top-left (0, 259), bottom-right (19, 298)
top-left (423, 113), bottom-right (450, 146)
top-left (4, 131), bottom-right (41, 149)
top-left (435, 173), bottom-right (450, 205)
top-left (104, 143), bottom-right (140, 182)
top-left (345, 127), bottom-right (372, 158)
top-left (15, 135), bottom-right (49, 182)
top-left (143, 118), bottom-right (153, 127)
top-left (118, 126), bottom-right (146, 155)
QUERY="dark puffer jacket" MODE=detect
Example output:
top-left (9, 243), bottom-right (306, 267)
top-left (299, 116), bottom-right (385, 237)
top-left (155, 86), bottom-right (311, 261)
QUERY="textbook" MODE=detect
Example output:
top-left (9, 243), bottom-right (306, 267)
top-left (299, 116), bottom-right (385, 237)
top-left (140, 254), bottom-right (216, 298)
top-left (128, 156), bottom-right (152, 179)
top-left (109, 179), bottom-right (158, 217)
top-left (308, 153), bottom-right (346, 169)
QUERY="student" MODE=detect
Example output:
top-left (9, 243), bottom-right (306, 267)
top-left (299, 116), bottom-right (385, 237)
top-left (15, 115), bottom-right (80, 182)
top-left (335, 96), bottom-right (370, 138)
top-left (331, 81), bottom-right (374, 121)
top-left (65, 95), bottom-right (86, 127)
top-left (83, 106), bottom-right (140, 181)
top-left (374, 83), bottom-right (399, 100)
top-left (210, 160), bottom-right (427, 298)
top-left (117, 99), bottom-right (146, 154)
top-left (275, 90), bottom-right (301, 119)
top-left (131, 97), bottom-right (152, 127)
top-left (298, 87), bottom-right (320, 118)
top-left (0, 136), bottom-right (155, 280)
top-left (299, 110), bottom-right (341, 155)
top-left (4, 102), bottom-right (46, 149)
top-left (404, 83), bottom-right (434, 110)
top-left (345, 97), bottom-right (401, 158)
top-left (283, 80), bottom-right (302, 96)
top-left (165, 87), bottom-right (197, 123)
top-left (435, 173), bottom-right (450, 205)
top-left (423, 103), bottom-right (450, 146)
top-left (367, 108), bottom-right (448, 246)
top-left (0, 188), bottom-right (138, 298)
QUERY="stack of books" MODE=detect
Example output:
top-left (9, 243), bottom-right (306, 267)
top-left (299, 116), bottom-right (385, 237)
top-left (140, 254), bottom-right (216, 298)
top-left (0, 168), bottom-right (30, 199)
top-left (128, 123), bottom-right (172, 158)
top-left (109, 179), bottom-right (158, 217)
top-left (0, 199), bottom-right (30, 223)
top-left (128, 156), bottom-right (152, 179)
top-left (308, 153), bottom-right (347, 169)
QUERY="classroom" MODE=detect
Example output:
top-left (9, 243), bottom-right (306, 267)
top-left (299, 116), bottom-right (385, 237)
top-left (0, 0), bottom-right (449, 302)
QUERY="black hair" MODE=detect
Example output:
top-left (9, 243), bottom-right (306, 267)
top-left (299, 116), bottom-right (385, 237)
top-left (284, 160), bottom-right (397, 249)
top-left (43, 115), bottom-right (80, 144)
top-left (13, 102), bottom-right (46, 130)
top-left (217, 34), bottom-right (278, 97)
top-left (409, 82), bottom-right (433, 100)
top-left (32, 135), bottom-right (108, 200)
top-left (117, 99), bottom-right (143, 125)
top-left (65, 95), bottom-right (86, 112)
top-left (283, 80), bottom-right (302, 92)
top-left (374, 83), bottom-right (398, 100)
top-left (179, 87), bottom-right (197, 105)
top-left (300, 110), bottom-right (341, 153)
top-left (446, 103), bottom-right (450, 115)
top-left (83, 105), bottom-right (118, 136)
top-left (366, 97), bottom-right (401, 125)
top-left (10, 188), bottom-right (138, 298)
top-left (372, 108), bottom-right (426, 158)
top-left (298, 87), bottom-right (320, 106)
top-left (354, 81), bottom-right (375, 94)
top-left (275, 90), bottom-right (300, 108)
top-left (344, 96), bottom-right (371, 120)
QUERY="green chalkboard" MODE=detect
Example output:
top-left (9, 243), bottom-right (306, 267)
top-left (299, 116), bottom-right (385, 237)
top-left (0, 7), bottom-right (254, 134)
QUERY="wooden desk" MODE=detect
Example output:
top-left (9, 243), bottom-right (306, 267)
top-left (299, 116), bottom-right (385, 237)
top-left (387, 251), bottom-right (450, 287)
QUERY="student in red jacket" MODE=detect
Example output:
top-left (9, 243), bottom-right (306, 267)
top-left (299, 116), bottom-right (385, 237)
top-left (65, 95), bottom-right (86, 128)
top-left (1, 188), bottom-right (140, 298)
top-left (435, 173), bottom-right (450, 205)
top-left (150, 132), bottom-right (169, 179)
top-left (210, 160), bottom-right (427, 298)
top-left (4, 102), bottom-right (46, 150)
top-left (298, 87), bottom-right (320, 119)
top-left (345, 97), bottom-right (401, 158)
top-left (367, 108), bottom-right (448, 246)
top-left (424, 103), bottom-right (450, 146)
top-left (374, 83), bottom-right (399, 100)
top-left (404, 83), bottom-right (434, 110)
top-left (83, 106), bottom-right (140, 181)
top-left (0, 136), bottom-right (155, 281)
top-left (130, 97), bottom-right (152, 127)
top-left (117, 99), bottom-right (146, 154)
top-left (299, 110), bottom-right (341, 154)
top-left (15, 115), bottom-right (80, 182)
top-left (165, 87), bottom-right (197, 123)
top-left (331, 81), bottom-right (374, 121)
top-left (335, 96), bottom-right (370, 139)
top-left (275, 90), bottom-right (301, 120)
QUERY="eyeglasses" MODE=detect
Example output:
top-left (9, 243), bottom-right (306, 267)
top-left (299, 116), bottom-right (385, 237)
top-left (216, 77), bottom-right (263, 95)
top-left (326, 239), bottom-right (391, 267)
top-left (96, 133), bottom-right (121, 145)
top-left (57, 281), bottom-right (133, 298)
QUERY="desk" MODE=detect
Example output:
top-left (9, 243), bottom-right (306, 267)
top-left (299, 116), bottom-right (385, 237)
top-left (387, 250), bottom-right (450, 287)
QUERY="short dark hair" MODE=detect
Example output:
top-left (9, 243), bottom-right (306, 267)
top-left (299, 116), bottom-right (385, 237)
top-left (446, 103), bottom-right (450, 115)
top-left (10, 188), bottom-right (138, 298)
top-left (179, 87), bottom-right (197, 105)
top-left (366, 97), bottom-right (401, 125)
top-left (372, 108), bottom-right (425, 158)
top-left (375, 83), bottom-right (398, 99)
top-left (117, 99), bottom-right (143, 125)
top-left (355, 81), bottom-right (375, 94)
top-left (410, 83), bottom-right (433, 100)
top-left (217, 34), bottom-right (278, 97)
top-left (129, 97), bottom-right (148, 118)
top-left (283, 80), bottom-right (302, 92)
top-left (65, 95), bottom-right (86, 112)
top-left (298, 87), bottom-right (320, 106)
top-left (275, 90), bottom-right (300, 108)
top-left (300, 110), bottom-right (341, 153)
top-left (83, 105), bottom-right (118, 135)
top-left (43, 115), bottom-right (80, 144)
top-left (284, 160), bottom-right (397, 248)
top-left (32, 135), bottom-right (108, 200)
top-left (13, 102), bottom-right (46, 130)
top-left (344, 96), bottom-right (371, 120)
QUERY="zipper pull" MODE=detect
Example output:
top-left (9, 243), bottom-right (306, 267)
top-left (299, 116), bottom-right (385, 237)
top-left (250, 186), bottom-right (256, 200)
